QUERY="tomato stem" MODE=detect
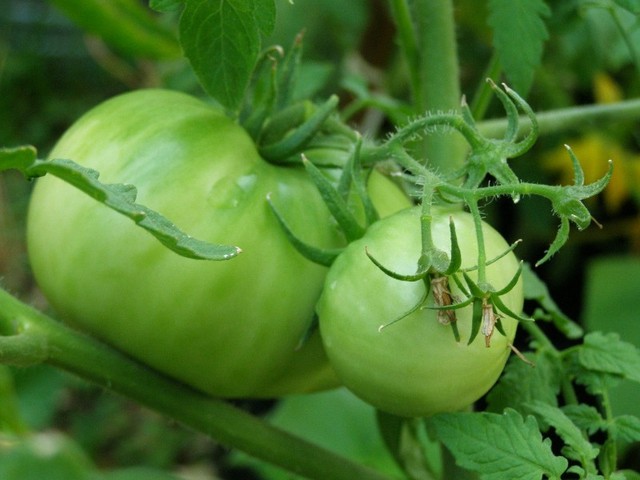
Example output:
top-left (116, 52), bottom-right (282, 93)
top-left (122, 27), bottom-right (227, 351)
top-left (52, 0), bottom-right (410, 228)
top-left (0, 287), bottom-right (394, 480)
top-left (477, 98), bottom-right (640, 139)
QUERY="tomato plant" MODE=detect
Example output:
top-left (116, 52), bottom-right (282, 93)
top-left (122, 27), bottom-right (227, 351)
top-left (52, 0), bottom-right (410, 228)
top-left (26, 88), bottom-right (411, 398)
top-left (3, 1), bottom-right (640, 480)
top-left (317, 206), bottom-right (523, 418)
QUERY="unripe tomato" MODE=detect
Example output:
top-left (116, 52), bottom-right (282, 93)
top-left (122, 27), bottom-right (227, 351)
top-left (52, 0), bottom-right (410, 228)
top-left (27, 89), bottom-right (411, 398)
top-left (317, 206), bottom-right (523, 417)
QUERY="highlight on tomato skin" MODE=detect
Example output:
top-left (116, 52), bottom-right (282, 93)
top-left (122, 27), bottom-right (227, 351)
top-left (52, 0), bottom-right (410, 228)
top-left (317, 206), bottom-right (524, 418)
top-left (25, 88), bottom-right (412, 399)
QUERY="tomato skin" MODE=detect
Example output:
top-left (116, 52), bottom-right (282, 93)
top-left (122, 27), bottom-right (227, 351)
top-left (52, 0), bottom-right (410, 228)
top-left (26, 89), bottom-right (411, 398)
top-left (316, 206), bottom-right (523, 417)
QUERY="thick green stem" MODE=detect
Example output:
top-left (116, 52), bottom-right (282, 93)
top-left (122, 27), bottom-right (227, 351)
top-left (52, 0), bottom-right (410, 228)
top-left (477, 98), bottom-right (640, 139)
top-left (389, 0), bottom-right (467, 175)
top-left (389, 0), bottom-right (420, 102)
top-left (415, 0), bottom-right (467, 174)
top-left (0, 288), bottom-right (394, 480)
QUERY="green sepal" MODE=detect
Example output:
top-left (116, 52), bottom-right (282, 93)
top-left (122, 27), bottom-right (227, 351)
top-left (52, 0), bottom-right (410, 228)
top-left (266, 194), bottom-right (342, 267)
top-left (492, 293), bottom-right (532, 323)
top-left (423, 295), bottom-right (474, 312)
top-left (494, 317), bottom-right (507, 338)
top-left (462, 271), bottom-right (486, 298)
top-left (450, 272), bottom-right (471, 296)
top-left (494, 262), bottom-right (524, 296)
top-left (240, 46), bottom-right (285, 139)
top-left (273, 31), bottom-right (305, 110)
top-left (378, 282), bottom-right (430, 332)
top-left (260, 95), bottom-right (340, 162)
top-left (468, 297), bottom-right (484, 345)
top-left (243, 34), bottom-right (305, 139)
top-left (365, 248), bottom-right (427, 282)
top-left (499, 82), bottom-right (539, 157)
top-left (339, 136), bottom-right (379, 228)
top-left (1, 146), bottom-right (240, 261)
top-left (302, 157), bottom-right (366, 242)
top-left (462, 240), bottom-right (522, 272)
top-left (258, 102), bottom-right (308, 146)
top-left (489, 79), bottom-right (521, 143)
top-left (444, 216), bottom-right (462, 274)
top-left (536, 217), bottom-right (570, 267)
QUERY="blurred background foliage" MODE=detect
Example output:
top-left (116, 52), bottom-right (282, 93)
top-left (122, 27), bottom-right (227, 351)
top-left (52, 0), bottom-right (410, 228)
top-left (1, 0), bottom-right (640, 478)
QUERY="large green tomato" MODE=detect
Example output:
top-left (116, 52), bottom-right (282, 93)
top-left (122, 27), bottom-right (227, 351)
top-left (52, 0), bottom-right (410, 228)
top-left (317, 206), bottom-right (524, 417)
top-left (26, 89), bottom-right (411, 398)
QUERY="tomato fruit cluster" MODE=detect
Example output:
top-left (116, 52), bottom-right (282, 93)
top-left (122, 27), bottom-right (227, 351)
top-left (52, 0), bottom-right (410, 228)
top-left (316, 206), bottom-right (524, 418)
top-left (26, 89), bottom-right (411, 398)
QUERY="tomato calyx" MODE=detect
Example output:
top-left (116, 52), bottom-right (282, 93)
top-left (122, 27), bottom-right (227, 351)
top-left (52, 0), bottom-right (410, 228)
top-left (267, 134), bottom-right (394, 266)
top-left (372, 214), bottom-right (529, 347)
top-left (237, 34), bottom-right (359, 168)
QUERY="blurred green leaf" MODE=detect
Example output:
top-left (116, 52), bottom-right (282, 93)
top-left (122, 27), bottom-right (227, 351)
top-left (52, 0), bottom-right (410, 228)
top-left (49, 0), bottom-right (180, 59)
top-left (96, 467), bottom-right (180, 480)
top-left (231, 388), bottom-right (402, 479)
top-left (11, 366), bottom-right (69, 431)
top-left (613, 415), bottom-right (640, 446)
top-left (522, 263), bottom-right (583, 339)
top-left (0, 432), bottom-right (182, 480)
top-left (582, 256), bottom-right (640, 418)
top-left (487, 0), bottom-right (550, 95)
top-left (613, 0), bottom-right (640, 15)
top-left (579, 332), bottom-right (640, 383)
top-left (148, 0), bottom-right (183, 13)
top-left (0, 432), bottom-right (93, 480)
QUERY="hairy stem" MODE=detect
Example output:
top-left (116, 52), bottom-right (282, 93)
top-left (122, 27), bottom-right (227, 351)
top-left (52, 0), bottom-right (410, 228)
top-left (389, 0), bottom-right (467, 174)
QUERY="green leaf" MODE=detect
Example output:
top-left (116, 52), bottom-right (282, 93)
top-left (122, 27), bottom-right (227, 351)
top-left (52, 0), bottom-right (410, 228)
top-left (522, 263), bottom-right (583, 338)
top-left (612, 415), bottom-right (640, 445)
top-left (487, 0), bottom-right (550, 95)
top-left (179, 0), bottom-right (276, 112)
top-left (301, 155), bottom-right (365, 242)
top-left (581, 255), bottom-right (640, 418)
top-left (0, 432), bottom-right (93, 480)
top-left (525, 401), bottom-right (599, 463)
top-left (429, 409), bottom-right (568, 480)
top-left (561, 404), bottom-right (605, 436)
top-left (617, 471), bottom-right (640, 480)
top-left (0, 147), bottom-right (240, 261)
top-left (149, 0), bottom-right (183, 12)
top-left (50, 0), bottom-right (180, 59)
top-left (97, 467), bottom-right (181, 480)
top-left (486, 349), bottom-right (562, 414)
top-left (267, 194), bottom-right (342, 267)
top-left (579, 332), bottom-right (640, 383)
top-left (614, 0), bottom-right (640, 14)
